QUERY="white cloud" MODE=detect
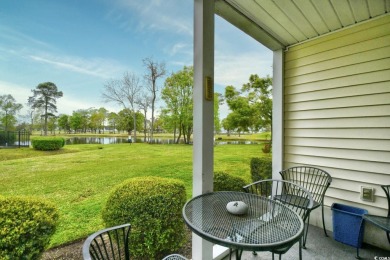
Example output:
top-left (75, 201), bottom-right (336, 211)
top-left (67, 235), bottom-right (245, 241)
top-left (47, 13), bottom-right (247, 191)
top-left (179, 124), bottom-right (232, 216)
top-left (56, 95), bottom-right (120, 115)
top-left (213, 49), bottom-right (273, 120)
top-left (0, 81), bottom-right (30, 106)
top-left (164, 42), bottom-right (192, 57)
top-left (168, 60), bottom-right (192, 69)
top-left (214, 51), bottom-right (273, 88)
top-left (0, 25), bottom-right (52, 49)
top-left (0, 29), bottom-right (128, 81)
top-left (28, 54), bottom-right (126, 79)
top-left (111, 0), bottom-right (192, 36)
top-left (218, 103), bottom-right (230, 121)
top-left (150, 14), bottom-right (192, 36)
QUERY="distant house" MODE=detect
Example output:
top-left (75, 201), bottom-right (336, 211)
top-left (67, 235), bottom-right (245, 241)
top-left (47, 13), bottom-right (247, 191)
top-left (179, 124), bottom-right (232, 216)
top-left (192, 1), bottom-right (389, 258)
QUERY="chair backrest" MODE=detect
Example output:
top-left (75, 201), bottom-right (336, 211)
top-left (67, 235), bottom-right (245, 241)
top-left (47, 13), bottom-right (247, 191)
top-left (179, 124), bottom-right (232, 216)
top-left (382, 185), bottom-right (390, 218)
top-left (82, 223), bottom-right (131, 260)
top-left (162, 254), bottom-right (189, 260)
top-left (243, 179), bottom-right (314, 222)
top-left (279, 166), bottom-right (332, 206)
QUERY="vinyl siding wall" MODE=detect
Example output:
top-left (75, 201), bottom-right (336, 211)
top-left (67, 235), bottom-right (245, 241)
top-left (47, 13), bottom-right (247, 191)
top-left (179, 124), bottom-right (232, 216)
top-left (283, 14), bottom-right (390, 247)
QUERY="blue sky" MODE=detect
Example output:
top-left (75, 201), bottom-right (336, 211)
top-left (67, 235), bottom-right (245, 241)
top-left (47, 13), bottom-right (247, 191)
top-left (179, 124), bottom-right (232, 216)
top-left (0, 0), bottom-right (272, 121)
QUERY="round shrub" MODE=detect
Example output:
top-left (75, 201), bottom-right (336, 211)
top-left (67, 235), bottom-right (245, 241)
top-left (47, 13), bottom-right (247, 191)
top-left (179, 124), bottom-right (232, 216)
top-left (0, 196), bottom-right (59, 260)
top-left (31, 137), bottom-right (65, 151)
top-left (102, 177), bottom-right (187, 259)
top-left (250, 157), bottom-right (272, 182)
top-left (213, 171), bottom-right (247, 192)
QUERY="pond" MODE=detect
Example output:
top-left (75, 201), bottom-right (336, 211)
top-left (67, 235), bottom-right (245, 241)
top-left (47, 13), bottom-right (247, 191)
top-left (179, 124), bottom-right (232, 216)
top-left (64, 137), bottom-right (261, 145)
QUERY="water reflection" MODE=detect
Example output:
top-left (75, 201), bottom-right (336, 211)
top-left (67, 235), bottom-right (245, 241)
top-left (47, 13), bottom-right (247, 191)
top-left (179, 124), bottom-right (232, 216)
top-left (66, 137), bottom-right (129, 145)
top-left (65, 137), bottom-right (260, 145)
top-left (215, 140), bottom-right (258, 145)
top-left (65, 137), bottom-right (184, 145)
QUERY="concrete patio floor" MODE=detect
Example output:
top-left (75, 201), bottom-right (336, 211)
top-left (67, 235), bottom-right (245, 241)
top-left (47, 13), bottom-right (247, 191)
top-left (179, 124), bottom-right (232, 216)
top-left (222, 225), bottom-right (390, 260)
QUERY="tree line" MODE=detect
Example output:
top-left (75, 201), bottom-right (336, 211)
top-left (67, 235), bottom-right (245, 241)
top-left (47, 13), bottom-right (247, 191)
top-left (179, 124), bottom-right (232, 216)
top-left (0, 59), bottom-right (272, 143)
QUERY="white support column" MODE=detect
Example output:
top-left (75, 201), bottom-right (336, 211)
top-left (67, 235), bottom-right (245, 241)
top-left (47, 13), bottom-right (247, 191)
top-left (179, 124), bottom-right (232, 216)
top-left (272, 49), bottom-right (284, 179)
top-left (192, 0), bottom-right (215, 259)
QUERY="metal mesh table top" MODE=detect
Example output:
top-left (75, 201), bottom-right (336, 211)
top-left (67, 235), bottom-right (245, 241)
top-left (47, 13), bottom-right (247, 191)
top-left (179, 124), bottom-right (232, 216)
top-left (183, 191), bottom-right (304, 251)
top-left (364, 214), bottom-right (390, 232)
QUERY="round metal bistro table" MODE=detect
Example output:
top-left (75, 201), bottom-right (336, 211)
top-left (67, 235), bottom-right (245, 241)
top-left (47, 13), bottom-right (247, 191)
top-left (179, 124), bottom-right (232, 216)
top-left (182, 191), bottom-right (304, 260)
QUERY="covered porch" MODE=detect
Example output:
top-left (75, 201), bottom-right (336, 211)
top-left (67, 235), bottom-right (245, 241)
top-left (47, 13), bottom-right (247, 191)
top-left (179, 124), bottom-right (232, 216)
top-left (192, 0), bottom-right (390, 259)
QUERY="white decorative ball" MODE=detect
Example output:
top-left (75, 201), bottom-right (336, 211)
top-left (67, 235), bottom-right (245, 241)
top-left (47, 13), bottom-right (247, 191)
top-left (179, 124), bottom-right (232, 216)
top-left (226, 201), bottom-right (249, 215)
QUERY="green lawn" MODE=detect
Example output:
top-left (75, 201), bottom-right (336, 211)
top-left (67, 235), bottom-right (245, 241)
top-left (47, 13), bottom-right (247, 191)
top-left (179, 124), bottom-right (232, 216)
top-left (0, 143), bottom-right (268, 247)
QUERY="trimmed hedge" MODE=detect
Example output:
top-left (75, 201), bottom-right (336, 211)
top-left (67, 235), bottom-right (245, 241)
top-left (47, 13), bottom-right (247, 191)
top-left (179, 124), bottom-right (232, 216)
top-left (213, 171), bottom-right (247, 192)
top-left (0, 132), bottom-right (16, 146)
top-left (250, 157), bottom-right (272, 182)
top-left (0, 196), bottom-right (59, 260)
top-left (31, 137), bottom-right (65, 151)
top-left (102, 177), bottom-right (187, 259)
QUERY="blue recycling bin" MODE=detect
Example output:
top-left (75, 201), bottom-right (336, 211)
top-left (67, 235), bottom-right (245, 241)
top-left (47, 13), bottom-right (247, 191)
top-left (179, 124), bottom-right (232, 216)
top-left (331, 203), bottom-right (368, 249)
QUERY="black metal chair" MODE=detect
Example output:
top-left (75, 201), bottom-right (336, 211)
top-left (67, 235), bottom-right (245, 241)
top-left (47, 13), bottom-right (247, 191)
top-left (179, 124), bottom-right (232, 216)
top-left (363, 185), bottom-right (390, 243)
top-left (279, 166), bottom-right (332, 248)
top-left (162, 254), bottom-right (188, 260)
top-left (243, 179), bottom-right (314, 259)
top-left (82, 223), bottom-right (131, 260)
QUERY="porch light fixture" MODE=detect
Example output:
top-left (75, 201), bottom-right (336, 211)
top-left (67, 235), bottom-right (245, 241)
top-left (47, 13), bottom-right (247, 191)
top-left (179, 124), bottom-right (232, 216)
top-left (205, 76), bottom-right (213, 101)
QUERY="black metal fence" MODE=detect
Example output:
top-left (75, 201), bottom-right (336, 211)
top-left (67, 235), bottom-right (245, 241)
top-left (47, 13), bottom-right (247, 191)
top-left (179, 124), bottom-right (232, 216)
top-left (0, 130), bottom-right (30, 148)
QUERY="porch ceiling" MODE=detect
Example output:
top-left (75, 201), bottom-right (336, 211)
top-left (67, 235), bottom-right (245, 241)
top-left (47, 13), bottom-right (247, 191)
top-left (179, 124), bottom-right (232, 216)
top-left (215, 0), bottom-right (390, 50)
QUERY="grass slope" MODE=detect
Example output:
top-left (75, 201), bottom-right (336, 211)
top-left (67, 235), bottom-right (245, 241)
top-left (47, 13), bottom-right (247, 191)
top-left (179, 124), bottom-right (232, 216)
top-left (0, 143), bottom-right (268, 247)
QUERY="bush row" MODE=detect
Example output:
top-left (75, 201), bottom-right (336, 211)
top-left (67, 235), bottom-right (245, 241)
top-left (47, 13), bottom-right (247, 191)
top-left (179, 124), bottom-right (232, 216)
top-left (0, 160), bottom-right (267, 258)
top-left (31, 137), bottom-right (65, 151)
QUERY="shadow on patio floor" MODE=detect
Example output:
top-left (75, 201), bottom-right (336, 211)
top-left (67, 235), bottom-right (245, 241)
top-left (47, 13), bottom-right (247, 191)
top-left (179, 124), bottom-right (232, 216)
top-left (224, 225), bottom-right (389, 260)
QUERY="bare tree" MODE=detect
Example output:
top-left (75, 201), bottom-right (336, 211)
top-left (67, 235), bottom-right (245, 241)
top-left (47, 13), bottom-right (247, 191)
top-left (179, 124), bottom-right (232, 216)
top-left (136, 93), bottom-right (152, 142)
top-left (102, 72), bottom-right (142, 141)
top-left (143, 57), bottom-right (166, 142)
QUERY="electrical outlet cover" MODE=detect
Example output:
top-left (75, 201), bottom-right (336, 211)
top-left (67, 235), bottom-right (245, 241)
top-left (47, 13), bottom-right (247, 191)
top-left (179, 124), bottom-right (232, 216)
top-left (360, 186), bottom-right (374, 202)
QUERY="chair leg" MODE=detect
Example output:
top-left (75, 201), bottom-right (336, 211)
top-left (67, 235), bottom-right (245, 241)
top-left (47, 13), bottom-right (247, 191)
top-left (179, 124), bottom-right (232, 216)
top-left (322, 203), bottom-right (328, 237)
top-left (302, 215), bottom-right (309, 249)
top-left (236, 249), bottom-right (243, 260)
top-left (299, 237), bottom-right (302, 260)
